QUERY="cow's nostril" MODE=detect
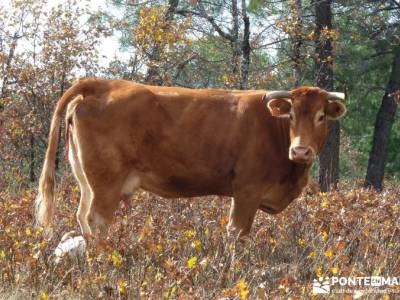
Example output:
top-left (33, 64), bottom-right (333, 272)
top-left (291, 146), bottom-right (312, 160)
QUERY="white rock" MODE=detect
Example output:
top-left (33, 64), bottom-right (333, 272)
top-left (54, 235), bottom-right (86, 263)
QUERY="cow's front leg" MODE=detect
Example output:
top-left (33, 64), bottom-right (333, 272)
top-left (227, 196), bottom-right (260, 237)
top-left (225, 195), bottom-right (259, 264)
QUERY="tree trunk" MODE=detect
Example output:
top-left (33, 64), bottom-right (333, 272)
top-left (230, 0), bottom-right (241, 78)
top-left (314, 0), bottom-right (339, 192)
top-left (292, 0), bottom-right (303, 87)
top-left (365, 52), bottom-right (400, 190)
top-left (240, 0), bottom-right (250, 90)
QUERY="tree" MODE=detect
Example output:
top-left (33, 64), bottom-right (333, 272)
top-left (143, 0), bottom-right (180, 84)
top-left (0, 0), bottom-right (106, 188)
top-left (110, 0), bottom-right (194, 85)
top-left (0, 0), bottom-right (34, 110)
top-left (365, 51), bottom-right (400, 190)
top-left (314, 0), bottom-right (340, 192)
top-left (333, 1), bottom-right (400, 182)
top-left (289, 0), bottom-right (304, 86)
top-left (177, 0), bottom-right (251, 89)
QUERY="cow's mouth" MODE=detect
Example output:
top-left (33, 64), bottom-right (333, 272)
top-left (289, 157), bottom-right (314, 165)
top-left (259, 204), bottom-right (278, 214)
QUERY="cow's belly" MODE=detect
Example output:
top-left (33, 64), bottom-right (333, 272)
top-left (123, 169), bottom-right (233, 198)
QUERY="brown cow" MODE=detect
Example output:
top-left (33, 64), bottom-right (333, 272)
top-left (35, 79), bottom-right (346, 238)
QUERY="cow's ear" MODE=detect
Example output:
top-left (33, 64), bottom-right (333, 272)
top-left (326, 100), bottom-right (346, 120)
top-left (267, 98), bottom-right (292, 118)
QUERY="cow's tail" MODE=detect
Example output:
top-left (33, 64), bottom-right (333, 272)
top-left (35, 80), bottom-right (87, 227)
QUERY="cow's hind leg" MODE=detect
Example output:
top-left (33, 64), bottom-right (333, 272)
top-left (68, 97), bottom-right (133, 245)
top-left (85, 180), bottom-right (123, 240)
top-left (67, 125), bottom-right (91, 237)
top-left (68, 126), bottom-right (92, 237)
top-left (85, 172), bottom-right (140, 240)
top-left (72, 143), bottom-right (125, 241)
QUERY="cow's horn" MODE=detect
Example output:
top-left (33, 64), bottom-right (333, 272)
top-left (264, 91), bottom-right (292, 101)
top-left (327, 92), bottom-right (345, 101)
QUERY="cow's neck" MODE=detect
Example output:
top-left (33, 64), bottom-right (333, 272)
top-left (282, 162), bottom-right (310, 185)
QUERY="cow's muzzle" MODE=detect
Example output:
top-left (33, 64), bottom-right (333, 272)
top-left (289, 146), bottom-right (315, 164)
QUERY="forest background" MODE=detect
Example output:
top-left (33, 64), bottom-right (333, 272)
top-left (0, 0), bottom-right (399, 299)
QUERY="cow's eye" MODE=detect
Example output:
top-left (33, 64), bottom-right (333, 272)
top-left (318, 114), bottom-right (325, 122)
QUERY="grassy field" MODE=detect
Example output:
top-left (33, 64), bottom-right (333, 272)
top-left (0, 179), bottom-right (399, 299)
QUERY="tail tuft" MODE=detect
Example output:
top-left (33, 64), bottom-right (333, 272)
top-left (35, 161), bottom-right (56, 226)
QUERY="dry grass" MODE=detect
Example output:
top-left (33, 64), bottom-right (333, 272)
top-left (0, 179), bottom-right (399, 299)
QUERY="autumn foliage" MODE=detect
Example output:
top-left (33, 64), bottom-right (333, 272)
top-left (1, 182), bottom-right (399, 298)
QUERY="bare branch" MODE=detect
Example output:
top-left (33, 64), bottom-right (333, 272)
top-left (176, 5), bottom-right (234, 42)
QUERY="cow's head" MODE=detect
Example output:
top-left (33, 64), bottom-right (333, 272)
top-left (265, 86), bottom-right (346, 164)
